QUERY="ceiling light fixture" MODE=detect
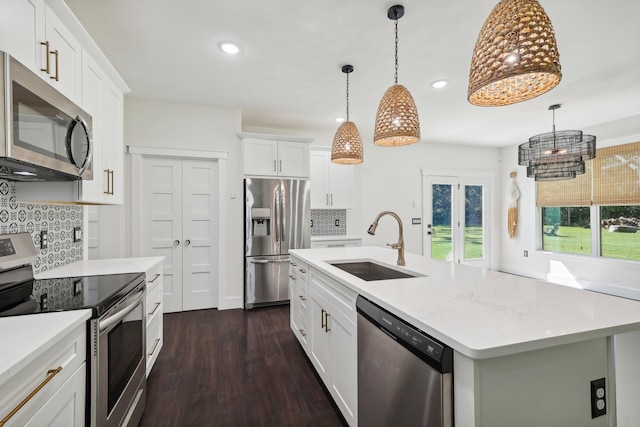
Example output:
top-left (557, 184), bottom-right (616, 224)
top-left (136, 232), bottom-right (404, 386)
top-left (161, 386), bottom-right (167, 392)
top-left (334, 117), bottom-right (346, 123)
top-left (518, 104), bottom-right (596, 181)
top-left (373, 5), bottom-right (420, 147)
top-left (219, 42), bottom-right (240, 55)
top-left (431, 80), bottom-right (448, 89)
top-left (331, 65), bottom-right (363, 164)
top-left (467, 0), bottom-right (562, 106)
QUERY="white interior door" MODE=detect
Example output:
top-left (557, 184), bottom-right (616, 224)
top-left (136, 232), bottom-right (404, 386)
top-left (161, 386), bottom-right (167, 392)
top-left (142, 157), bottom-right (218, 312)
top-left (181, 160), bottom-right (218, 310)
top-left (144, 158), bottom-right (183, 313)
top-left (423, 175), bottom-right (490, 268)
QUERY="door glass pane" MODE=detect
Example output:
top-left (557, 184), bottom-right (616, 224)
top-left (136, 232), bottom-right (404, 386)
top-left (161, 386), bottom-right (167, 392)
top-left (600, 205), bottom-right (640, 261)
top-left (432, 184), bottom-right (453, 261)
top-left (541, 207), bottom-right (590, 254)
top-left (464, 185), bottom-right (483, 260)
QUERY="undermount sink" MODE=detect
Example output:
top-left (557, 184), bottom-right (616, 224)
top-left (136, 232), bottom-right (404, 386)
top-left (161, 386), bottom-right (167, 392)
top-left (329, 260), bottom-right (422, 281)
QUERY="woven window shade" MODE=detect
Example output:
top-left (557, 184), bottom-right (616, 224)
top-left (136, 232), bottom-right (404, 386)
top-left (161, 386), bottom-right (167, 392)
top-left (536, 160), bottom-right (592, 207)
top-left (593, 141), bottom-right (640, 205)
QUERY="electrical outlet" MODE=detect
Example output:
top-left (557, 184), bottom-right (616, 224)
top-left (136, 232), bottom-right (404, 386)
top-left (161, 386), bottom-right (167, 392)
top-left (310, 219), bottom-right (313, 228)
top-left (73, 227), bottom-right (82, 243)
top-left (590, 378), bottom-right (606, 418)
top-left (411, 218), bottom-right (422, 225)
top-left (334, 219), bottom-right (340, 227)
top-left (40, 230), bottom-right (48, 250)
top-left (523, 250), bottom-right (528, 257)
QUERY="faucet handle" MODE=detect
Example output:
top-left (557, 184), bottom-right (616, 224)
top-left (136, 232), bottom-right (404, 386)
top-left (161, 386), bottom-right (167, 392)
top-left (387, 242), bottom-right (401, 249)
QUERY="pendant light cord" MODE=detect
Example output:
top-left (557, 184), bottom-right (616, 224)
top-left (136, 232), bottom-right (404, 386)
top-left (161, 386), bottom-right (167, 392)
top-left (345, 71), bottom-right (350, 121)
top-left (394, 18), bottom-right (399, 84)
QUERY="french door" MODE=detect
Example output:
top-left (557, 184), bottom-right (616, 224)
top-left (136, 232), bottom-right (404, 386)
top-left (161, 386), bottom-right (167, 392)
top-left (423, 175), bottom-right (490, 268)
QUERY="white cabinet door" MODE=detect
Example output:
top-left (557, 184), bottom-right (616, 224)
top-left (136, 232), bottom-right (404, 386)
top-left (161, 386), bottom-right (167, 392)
top-left (243, 138), bottom-right (278, 176)
top-left (310, 149), bottom-right (353, 209)
top-left (309, 286), bottom-right (331, 384)
top-left (44, 5), bottom-right (81, 104)
top-left (142, 157), bottom-right (219, 313)
top-left (328, 161), bottom-right (353, 209)
top-left (310, 150), bottom-right (330, 208)
top-left (23, 364), bottom-right (86, 427)
top-left (101, 79), bottom-right (124, 204)
top-left (278, 141), bottom-right (310, 177)
top-left (0, 0), bottom-right (45, 72)
top-left (328, 307), bottom-right (357, 426)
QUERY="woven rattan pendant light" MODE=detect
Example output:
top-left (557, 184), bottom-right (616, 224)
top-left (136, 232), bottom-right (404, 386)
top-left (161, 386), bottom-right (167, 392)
top-left (468, 0), bottom-right (562, 106)
top-left (373, 4), bottom-right (420, 146)
top-left (518, 104), bottom-right (596, 181)
top-left (332, 65), bottom-right (363, 164)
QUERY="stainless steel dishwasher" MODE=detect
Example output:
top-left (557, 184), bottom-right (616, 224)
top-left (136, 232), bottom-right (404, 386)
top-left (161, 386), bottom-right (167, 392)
top-left (357, 296), bottom-right (453, 427)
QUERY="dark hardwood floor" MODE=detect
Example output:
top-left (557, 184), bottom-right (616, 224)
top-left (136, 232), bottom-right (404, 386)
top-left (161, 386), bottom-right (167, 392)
top-left (139, 305), bottom-right (345, 427)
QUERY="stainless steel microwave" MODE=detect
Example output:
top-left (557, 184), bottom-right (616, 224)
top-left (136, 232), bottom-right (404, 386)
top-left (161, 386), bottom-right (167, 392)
top-left (0, 51), bottom-right (92, 181)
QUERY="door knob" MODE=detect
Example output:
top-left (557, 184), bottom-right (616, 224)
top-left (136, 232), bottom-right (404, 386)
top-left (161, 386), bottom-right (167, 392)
top-left (174, 240), bottom-right (180, 246)
top-left (184, 240), bottom-right (191, 246)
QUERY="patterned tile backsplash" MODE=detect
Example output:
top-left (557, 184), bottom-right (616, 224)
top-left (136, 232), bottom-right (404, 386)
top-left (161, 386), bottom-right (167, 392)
top-left (0, 180), bottom-right (83, 274)
top-left (310, 209), bottom-right (346, 236)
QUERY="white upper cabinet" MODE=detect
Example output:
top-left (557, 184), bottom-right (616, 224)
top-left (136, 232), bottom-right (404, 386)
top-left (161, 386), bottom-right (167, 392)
top-left (242, 136), bottom-right (311, 178)
top-left (310, 149), bottom-right (353, 209)
top-left (0, 0), bottom-right (81, 104)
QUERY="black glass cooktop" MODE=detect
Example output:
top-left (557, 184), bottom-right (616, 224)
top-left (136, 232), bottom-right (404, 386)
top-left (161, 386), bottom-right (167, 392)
top-left (0, 272), bottom-right (145, 318)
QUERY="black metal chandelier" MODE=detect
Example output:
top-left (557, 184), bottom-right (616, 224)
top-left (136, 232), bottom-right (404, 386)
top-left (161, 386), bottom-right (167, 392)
top-left (518, 104), bottom-right (596, 181)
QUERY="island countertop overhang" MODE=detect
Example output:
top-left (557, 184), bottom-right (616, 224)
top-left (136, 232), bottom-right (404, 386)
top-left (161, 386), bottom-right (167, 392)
top-left (290, 246), bottom-right (640, 359)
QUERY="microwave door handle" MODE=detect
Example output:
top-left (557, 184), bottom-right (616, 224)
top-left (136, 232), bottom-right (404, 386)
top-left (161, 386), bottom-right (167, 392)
top-left (98, 289), bottom-right (144, 332)
top-left (76, 116), bottom-right (92, 175)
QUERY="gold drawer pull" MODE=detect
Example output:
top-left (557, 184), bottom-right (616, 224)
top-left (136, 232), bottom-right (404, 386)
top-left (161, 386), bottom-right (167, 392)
top-left (147, 273), bottom-right (161, 284)
top-left (0, 366), bottom-right (62, 426)
top-left (148, 302), bottom-right (161, 316)
top-left (298, 295), bottom-right (306, 301)
top-left (300, 328), bottom-right (306, 337)
top-left (148, 338), bottom-right (161, 356)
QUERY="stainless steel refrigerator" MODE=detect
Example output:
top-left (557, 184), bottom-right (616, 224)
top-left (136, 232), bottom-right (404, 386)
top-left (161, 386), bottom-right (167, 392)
top-left (244, 178), bottom-right (310, 309)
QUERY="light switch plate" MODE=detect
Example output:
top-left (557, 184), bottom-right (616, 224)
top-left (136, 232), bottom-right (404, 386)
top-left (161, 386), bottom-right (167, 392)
top-left (40, 230), bottom-right (48, 249)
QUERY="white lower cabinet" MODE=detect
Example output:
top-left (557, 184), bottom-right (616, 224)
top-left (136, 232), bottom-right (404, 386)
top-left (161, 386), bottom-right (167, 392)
top-left (145, 259), bottom-right (164, 376)
top-left (290, 259), bottom-right (357, 427)
top-left (0, 323), bottom-right (86, 427)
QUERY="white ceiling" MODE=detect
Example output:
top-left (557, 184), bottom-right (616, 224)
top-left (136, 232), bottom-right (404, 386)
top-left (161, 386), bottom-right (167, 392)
top-left (65, 0), bottom-right (640, 148)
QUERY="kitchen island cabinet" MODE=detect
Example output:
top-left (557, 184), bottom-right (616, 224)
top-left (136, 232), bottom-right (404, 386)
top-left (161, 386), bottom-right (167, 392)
top-left (290, 246), bottom-right (640, 427)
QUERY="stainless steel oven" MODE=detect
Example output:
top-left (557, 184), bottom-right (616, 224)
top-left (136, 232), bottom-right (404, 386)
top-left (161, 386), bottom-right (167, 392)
top-left (90, 279), bottom-right (146, 427)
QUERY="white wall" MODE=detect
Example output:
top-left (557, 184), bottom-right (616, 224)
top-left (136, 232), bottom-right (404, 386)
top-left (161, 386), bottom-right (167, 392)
top-left (123, 98), bottom-right (243, 309)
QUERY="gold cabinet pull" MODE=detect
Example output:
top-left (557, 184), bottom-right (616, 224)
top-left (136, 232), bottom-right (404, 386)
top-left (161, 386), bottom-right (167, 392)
top-left (40, 41), bottom-right (50, 73)
top-left (300, 328), bottom-right (306, 337)
top-left (109, 170), bottom-right (115, 195)
top-left (103, 169), bottom-right (110, 194)
top-left (324, 311), bottom-right (331, 332)
top-left (148, 338), bottom-right (161, 356)
top-left (148, 302), bottom-right (161, 316)
top-left (147, 273), bottom-right (161, 284)
top-left (49, 50), bottom-right (59, 81)
top-left (0, 366), bottom-right (62, 426)
top-left (298, 294), bottom-right (306, 301)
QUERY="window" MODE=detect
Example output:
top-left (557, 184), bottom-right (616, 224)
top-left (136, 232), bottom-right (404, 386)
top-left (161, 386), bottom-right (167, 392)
top-left (536, 141), bottom-right (640, 261)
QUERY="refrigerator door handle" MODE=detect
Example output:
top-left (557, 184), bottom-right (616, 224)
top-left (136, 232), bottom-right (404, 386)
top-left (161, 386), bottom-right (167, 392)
top-left (274, 190), bottom-right (280, 242)
top-left (280, 187), bottom-right (285, 242)
top-left (249, 258), bottom-right (290, 264)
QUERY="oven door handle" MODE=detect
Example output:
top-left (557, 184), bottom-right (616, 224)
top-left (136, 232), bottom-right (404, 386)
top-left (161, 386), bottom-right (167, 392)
top-left (99, 289), bottom-right (145, 332)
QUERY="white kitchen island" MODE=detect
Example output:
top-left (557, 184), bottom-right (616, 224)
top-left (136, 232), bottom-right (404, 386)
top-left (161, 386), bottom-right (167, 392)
top-left (290, 246), bottom-right (640, 427)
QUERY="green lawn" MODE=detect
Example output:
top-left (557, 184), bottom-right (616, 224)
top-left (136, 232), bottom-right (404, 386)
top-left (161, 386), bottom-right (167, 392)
top-left (432, 226), bottom-right (484, 260)
top-left (432, 225), bottom-right (640, 261)
top-left (543, 226), bottom-right (640, 260)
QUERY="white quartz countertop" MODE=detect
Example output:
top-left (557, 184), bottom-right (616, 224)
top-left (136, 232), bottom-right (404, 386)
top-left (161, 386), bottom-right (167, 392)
top-left (0, 310), bottom-right (91, 387)
top-left (35, 257), bottom-right (164, 279)
top-left (290, 246), bottom-right (640, 359)
top-left (311, 235), bottom-right (362, 242)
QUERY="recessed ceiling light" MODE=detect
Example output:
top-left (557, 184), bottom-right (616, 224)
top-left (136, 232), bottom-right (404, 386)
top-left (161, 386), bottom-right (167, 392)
top-left (219, 42), bottom-right (241, 55)
top-left (334, 117), bottom-right (346, 123)
top-left (431, 80), bottom-right (448, 89)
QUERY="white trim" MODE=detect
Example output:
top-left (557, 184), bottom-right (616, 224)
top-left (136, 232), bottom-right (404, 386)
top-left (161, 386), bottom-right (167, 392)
top-left (237, 132), bottom-right (314, 143)
top-left (127, 145), bottom-right (228, 159)
top-left (421, 168), bottom-right (495, 178)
